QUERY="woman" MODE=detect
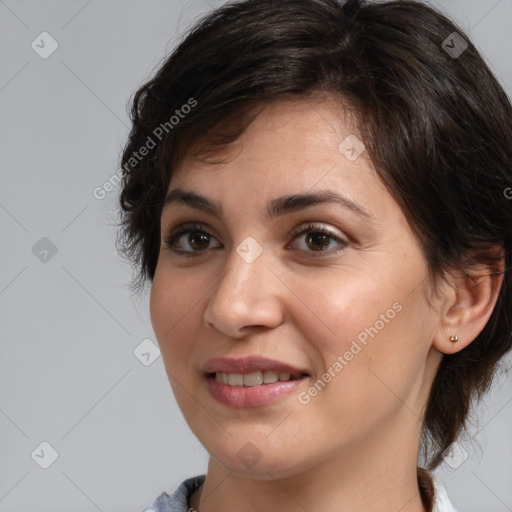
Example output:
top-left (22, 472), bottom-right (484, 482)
top-left (117, 0), bottom-right (512, 510)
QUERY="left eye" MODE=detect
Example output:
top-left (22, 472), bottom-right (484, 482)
top-left (164, 222), bottom-right (348, 257)
top-left (290, 223), bottom-right (348, 255)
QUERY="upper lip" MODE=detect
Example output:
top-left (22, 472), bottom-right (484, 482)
top-left (203, 356), bottom-right (309, 377)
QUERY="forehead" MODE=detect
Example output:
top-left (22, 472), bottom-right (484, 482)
top-left (172, 97), bottom-right (370, 183)
top-left (163, 99), bottom-right (398, 228)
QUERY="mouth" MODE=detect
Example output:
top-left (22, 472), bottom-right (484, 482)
top-left (202, 356), bottom-right (311, 407)
top-left (206, 370), bottom-right (309, 387)
top-left (205, 370), bottom-right (310, 408)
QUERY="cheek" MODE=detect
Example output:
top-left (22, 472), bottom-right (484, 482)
top-left (149, 272), bottom-right (171, 341)
top-left (149, 274), bottom-right (207, 424)
top-left (290, 270), bottom-right (394, 362)
top-left (149, 270), bottom-right (198, 366)
top-left (295, 265), bottom-right (429, 408)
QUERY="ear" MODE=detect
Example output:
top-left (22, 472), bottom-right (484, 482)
top-left (432, 254), bottom-right (505, 355)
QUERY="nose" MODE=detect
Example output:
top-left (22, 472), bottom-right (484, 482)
top-left (203, 242), bottom-right (284, 338)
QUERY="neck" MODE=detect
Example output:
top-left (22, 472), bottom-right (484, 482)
top-left (191, 411), bottom-right (428, 512)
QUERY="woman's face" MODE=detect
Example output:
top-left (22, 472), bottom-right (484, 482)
top-left (150, 99), bottom-right (443, 479)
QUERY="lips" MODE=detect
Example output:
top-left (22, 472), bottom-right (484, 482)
top-left (204, 356), bottom-right (311, 408)
top-left (203, 355), bottom-right (309, 378)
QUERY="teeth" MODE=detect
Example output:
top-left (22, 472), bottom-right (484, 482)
top-left (214, 370), bottom-right (294, 386)
top-left (263, 370), bottom-right (279, 383)
top-left (278, 372), bottom-right (291, 381)
top-left (228, 373), bottom-right (244, 386)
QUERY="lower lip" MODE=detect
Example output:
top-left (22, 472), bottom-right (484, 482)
top-left (206, 374), bottom-right (308, 408)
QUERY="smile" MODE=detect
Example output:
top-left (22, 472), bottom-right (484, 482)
top-left (206, 372), bottom-right (309, 408)
top-left (212, 370), bottom-right (302, 387)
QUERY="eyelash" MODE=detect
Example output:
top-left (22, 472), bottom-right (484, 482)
top-left (164, 222), bottom-right (348, 258)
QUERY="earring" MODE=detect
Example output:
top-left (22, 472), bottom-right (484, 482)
top-left (450, 335), bottom-right (459, 343)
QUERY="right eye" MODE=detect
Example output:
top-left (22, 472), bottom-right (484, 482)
top-left (164, 222), bottom-right (221, 257)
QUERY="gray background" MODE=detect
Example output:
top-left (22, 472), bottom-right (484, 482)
top-left (1, 1), bottom-right (511, 511)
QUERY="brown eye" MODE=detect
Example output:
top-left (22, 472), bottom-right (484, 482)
top-left (289, 223), bottom-right (348, 256)
top-left (304, 232), bottom-right (331, 251)
top-left (185, 232), bottom-right (211, 251)
top-left (165, 221), bottom-right (348, 258)
top-left (165, 223), bottom-right (221, 256)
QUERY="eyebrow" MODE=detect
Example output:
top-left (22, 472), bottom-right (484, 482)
top-left (162, 187), bottom-right (372, 220)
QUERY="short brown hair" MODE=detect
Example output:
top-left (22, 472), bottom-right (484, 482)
top-left (117, 0), bottom-right (512, 504)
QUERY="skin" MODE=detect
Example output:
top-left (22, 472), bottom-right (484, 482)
top-left (149, 97), bottom-right (503, 512)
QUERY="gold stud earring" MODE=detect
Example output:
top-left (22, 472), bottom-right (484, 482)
top-left (450, 335), bottom-right (459, 343)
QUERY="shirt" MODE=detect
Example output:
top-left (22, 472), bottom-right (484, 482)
top-left (141, 473), bottom-right (458, 512)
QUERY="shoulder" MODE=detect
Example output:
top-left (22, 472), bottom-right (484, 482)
top-left (141, 474), bottom-right (206, 512)
top-left (431, 473), bottom-right (458, 512)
